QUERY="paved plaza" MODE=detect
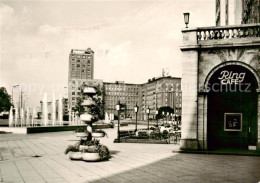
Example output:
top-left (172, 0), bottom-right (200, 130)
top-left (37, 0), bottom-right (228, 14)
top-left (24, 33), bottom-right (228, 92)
top-left (0, 125), bottom-right (259, 183)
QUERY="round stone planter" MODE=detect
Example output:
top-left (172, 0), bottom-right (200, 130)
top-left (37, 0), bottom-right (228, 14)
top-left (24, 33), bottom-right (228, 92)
top-left (82, 100), bottom-right (95, 106)
top-left (80, 113), bottom-right (93, 121)
top-left (82, 152), bottom-right (100, 162)
top-left (79, 145), bottom-right (96, 151)
top-left (75, 132), bottom-right (88, 137)
top-left (92, 132), bottom-right (105, 138)
top-left (69, 152), bottom-right (82, 160)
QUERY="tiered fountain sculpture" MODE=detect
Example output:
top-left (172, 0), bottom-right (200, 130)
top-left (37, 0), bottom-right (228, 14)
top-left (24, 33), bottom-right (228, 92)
top-left (65, 85), bottom-right (110, 162)
top-left (80, 86), bottom-right (97, 140)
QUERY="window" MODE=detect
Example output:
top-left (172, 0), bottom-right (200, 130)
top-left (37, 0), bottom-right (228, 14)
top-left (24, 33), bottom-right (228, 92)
top-left (88, 60), bottom-right (91, 64)
top-left (77, 55), bottom-right (81, 58)
top-left (77, 64), bottom-right (80, 68)
top-left (82, 56), bottom-right (86, 59)
top-left (71, 55), bottom-right (75, 58)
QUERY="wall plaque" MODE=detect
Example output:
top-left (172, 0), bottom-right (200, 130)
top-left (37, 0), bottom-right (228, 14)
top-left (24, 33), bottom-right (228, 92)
top-left (224, 113), bottom-right (242, 131)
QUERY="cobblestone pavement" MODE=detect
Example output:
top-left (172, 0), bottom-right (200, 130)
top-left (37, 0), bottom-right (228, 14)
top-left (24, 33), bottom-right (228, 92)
top-left (0, 125), bottom-right (259, 183)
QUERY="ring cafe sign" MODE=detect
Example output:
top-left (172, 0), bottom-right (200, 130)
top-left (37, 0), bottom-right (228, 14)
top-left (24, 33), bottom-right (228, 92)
top-left (218, 70), bottom-right (246, 85)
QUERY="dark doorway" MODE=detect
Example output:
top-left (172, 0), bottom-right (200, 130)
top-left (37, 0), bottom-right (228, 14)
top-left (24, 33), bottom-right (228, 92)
top-left (207, 64), bottom-right (258, 150)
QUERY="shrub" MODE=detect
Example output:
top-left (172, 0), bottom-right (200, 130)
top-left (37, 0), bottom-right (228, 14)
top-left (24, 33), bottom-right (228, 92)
top-left (80, 139), bottom-right (100, 146)
top-left (64, 145), bottom-right (79, 154)
top-left (162, 130), bottom-right (169, 139)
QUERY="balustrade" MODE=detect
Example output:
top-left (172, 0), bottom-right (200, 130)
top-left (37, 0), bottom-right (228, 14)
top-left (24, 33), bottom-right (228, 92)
top-left (197, 24), bottom-right (260, 41)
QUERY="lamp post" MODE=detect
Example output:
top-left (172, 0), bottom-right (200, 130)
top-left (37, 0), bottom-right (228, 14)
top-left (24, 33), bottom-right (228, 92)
top-left (146, 107), bottom-right (150, 130)
top-left (162, 111), bottom-right (165, 125)
top-left (155, 109), bottom-right (159, 127)
top-left (176, 114), bottom-right (179, 129)
top-left (115, 101), bottom-right (121, 142)
top-left (183, 12), bottom-right (190, 28)
top-left (134, 103), bottom-right (139, 131)
top-left (166, 112), bottom-right (169, 124)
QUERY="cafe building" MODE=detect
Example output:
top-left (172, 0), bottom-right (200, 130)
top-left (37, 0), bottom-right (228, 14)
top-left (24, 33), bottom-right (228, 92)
top-left (180, 0), bottom-right (260, 151)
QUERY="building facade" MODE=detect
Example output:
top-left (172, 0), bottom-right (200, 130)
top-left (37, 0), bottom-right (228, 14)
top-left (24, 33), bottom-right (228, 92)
top-left (140, 77), bottom-right (181, 120)
top-left (216, 0), bottom-right (260, 26)
top-left (103, 81), bottom-right (141, 119)
top-left (68, 48), bottom-right (95, 109)
top-left (181, 2), bottom-right (260, 151)
top-left (102, 77), bottom-right (181, 120)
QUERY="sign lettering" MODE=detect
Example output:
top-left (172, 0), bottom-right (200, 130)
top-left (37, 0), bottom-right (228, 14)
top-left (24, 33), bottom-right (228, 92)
top-left (218, 70), bottom-right (245, 85)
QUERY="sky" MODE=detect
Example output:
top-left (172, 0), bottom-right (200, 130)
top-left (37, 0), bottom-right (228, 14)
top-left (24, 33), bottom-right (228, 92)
top-left (0, 0), bottom-right (215, 107)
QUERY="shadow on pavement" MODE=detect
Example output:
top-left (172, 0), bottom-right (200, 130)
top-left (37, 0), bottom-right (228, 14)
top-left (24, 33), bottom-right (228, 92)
top-left (91, 153), bottom-right (260, 183)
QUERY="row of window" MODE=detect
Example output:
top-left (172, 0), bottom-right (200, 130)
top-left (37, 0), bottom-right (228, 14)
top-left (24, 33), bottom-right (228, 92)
top-left (71, 55), bottom-right (91, 59)
top-left (105, 87), bottom-right (139, 91)
top-left (106, 92), bottom-right (139, 96)
top-left (71, 64), bottom-right (91, 69)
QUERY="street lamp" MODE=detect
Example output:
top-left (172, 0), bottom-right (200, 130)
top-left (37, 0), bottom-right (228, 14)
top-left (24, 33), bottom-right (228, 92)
top-left (176, 114), bottom-right (179, 129)
top-left (183, 12), bottom-right (190, 28)
top-left (166, 112), bottom-right (169, 124)
top-left (134, 103), bottom-right (139, 131)
top-left (155, 109), bottom-right (159, 127)
top-left (115, 101), bottom-right (121, 142)
top-left (162, 111), bottom-right (165, 125)
top-left (146, 107), bottom-right (150, 130)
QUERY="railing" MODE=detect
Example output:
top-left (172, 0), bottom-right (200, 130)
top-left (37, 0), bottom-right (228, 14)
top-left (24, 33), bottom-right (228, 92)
top-left (197, 24), bottom-right (260, 41)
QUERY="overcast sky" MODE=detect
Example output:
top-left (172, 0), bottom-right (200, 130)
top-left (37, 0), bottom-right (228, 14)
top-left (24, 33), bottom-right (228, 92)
top-left (0, 0), bottom-right (215, 107)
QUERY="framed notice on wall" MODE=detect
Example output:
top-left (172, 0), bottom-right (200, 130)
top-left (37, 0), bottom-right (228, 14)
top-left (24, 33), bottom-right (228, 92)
top-left (224, 113), bottom-right (242, 131)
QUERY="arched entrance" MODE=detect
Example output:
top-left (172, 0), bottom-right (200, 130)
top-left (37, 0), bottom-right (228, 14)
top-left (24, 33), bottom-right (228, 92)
top-left (207, 63), bottom-right (258, 150)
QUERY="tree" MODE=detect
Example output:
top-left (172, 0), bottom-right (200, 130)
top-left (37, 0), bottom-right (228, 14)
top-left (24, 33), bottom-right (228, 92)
top-left (156, 106), bottom-right (174, 119)
top-left (0, 87), bottom-right (12, 112)
top-left (74, 97), bottom-right (85, 116)
top-left (73, 85), bottom-right (104, 121)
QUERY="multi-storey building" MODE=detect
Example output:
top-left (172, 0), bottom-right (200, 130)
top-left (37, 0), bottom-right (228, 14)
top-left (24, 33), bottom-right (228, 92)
top-left (103, 81), bottom-right (141, 119)
top-left (102, 77), bottom-right (181, 120)
top-left (140, 76), bottom-right (181, 120)
top-left (216, 0), bottom-right (259, 26)
top-left (181, 0), bottom-right (260, 151)
top-left (68, 48), bottom-right (95, 109)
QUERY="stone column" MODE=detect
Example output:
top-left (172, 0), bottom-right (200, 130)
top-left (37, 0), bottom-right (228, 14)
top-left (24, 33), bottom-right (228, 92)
top-left (180, 28), bottom-right (200, 150)
top-left (198, 91), bottom-right (208, 150)
top-left (257, 92), bottom-right (260, 151)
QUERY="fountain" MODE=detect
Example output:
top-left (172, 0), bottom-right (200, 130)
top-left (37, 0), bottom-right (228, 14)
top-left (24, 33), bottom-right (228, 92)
top-left (26, 107), bottom-right (30, 126)
top-left (31, 107), bottom-right (35, 126)
top-left (14, 106), bottom-right (18, 127)
top-left (9, 106), bottom-right (13, 127)
top-left (21, 108), bottom-right (24, 127)
top-left (42, 93), bottom-right (48, 126)
top-left (69, 108), bottom-right (72, 125)
top-left (58, 94), bottom-right (63, 125)
top-left (52, 93), bottom-right (56, 126)
top-left (105, 112), bottom-right (110, 124)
